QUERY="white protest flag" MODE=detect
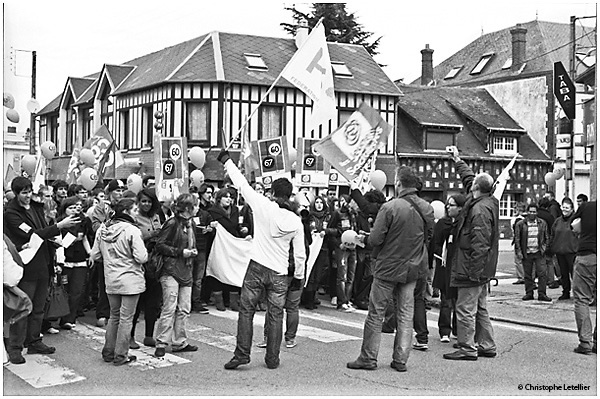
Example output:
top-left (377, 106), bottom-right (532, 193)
top-left (493, 153), bottom-right (519, 200)
top-left (304, 232), bottom-right (324, 288)
top-left (281, 21), bottom-right (337, 132)
top-left (32, 151), bottom-right (46, 193)
top-left (206, 223), bottom-right (253, 287)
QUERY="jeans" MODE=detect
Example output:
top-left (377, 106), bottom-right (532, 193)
top-left (514, 251), bottom-right (524, 279)
top-left (356, 277), bottom-right (416, 367)
top-left (61, 267), bottom-right (88, 324)
top-left (155, 275), bottom-right (192, 349)
top-left (192, 254), bottom-right (206, 308)
top-left (438, 290), bottom-right (457, 338)
top-left (556, 253), bottom-right (576, 295)
top-left (336, 248), bottom-right (356, 305)
top-left (8, 278), bottom-right (49, 353)
top-left (262, 276), bottom-right (304, 342)
top-left (455, 285), bottom-right (496, 356)
top-left (523, 252), bottom-right (547, 295)
top-left (132, 277), bottom-right (163, 338)
top-left (103, 294), bottom-right (139, 363)
top-left (234, 260), bottom-right (288, 367)
top-left (413, 276), bottom-right (429, 344)
top-left (573, 254), bottom-right (597, 350)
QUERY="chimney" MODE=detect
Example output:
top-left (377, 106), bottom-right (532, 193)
top-left (510, 24), bottom-right (527, 71)
top-left (295, 18), bottom-right (309, 49)
top-left (421, 44), bottom-right (434, 85)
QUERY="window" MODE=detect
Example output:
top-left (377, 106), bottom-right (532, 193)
top-left (444, 66), bottom-right (463, 80)
top-left (332, 62), bottom-right (353, 78)
top-left (244, 53), bottom-right (268, 70)
top-left (65, 108), bottom-right (75, 155)
top-left (82, 108), bottom-right (93, 144)
top-left (426, 130), bottom-right (454, 151)
top-left (101, 98), bottom-right (113, 129)
top-left (142, 106), bottom-right (153, 147)
top-left (259, 105), bottom-right (283, 139)
top-left (49, 115), bottom-right (58, 149)
top-left (119, 110), bottom-right (130, 150)
top-left (501, 58), bottom-right (512, 70)
top-left (186, 102), bottom-right (209, 145)
top-left (492, 136), bottom-right (517, 155)
top-left (499, 193), bottom-right (521, 219)
top-left (471, 53), bottom-right (494, 75)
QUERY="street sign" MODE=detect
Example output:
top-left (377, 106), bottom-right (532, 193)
top-left (553, 62), bottom-right (576, 120)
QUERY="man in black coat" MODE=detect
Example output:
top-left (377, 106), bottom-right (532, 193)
top-left (539, 197), bottom-right (562, 289)
top-left (4, 177), bottom-right (79, 364)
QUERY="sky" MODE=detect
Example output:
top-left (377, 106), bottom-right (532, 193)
top-left (2, 0), bottom-right (597, 133)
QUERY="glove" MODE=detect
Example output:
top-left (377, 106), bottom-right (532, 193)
top-left (217, 149), bottom-right (231, 164)
top-left (289, 278), bottom-right (302, 291)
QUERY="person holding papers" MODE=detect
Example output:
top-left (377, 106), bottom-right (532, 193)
top-left (3, 177), bottom-right (79, 365)
top-left (217, 149), bottom-right (305, 370)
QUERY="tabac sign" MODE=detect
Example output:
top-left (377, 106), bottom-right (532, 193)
top-left (554, 62), bottom-right (576, 120)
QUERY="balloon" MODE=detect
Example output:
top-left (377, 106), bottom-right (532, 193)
top-left (6, 109), bottom-right (19, 123)
top-left (431, 200), bottom-right (446, 220)
top-left (3, 92), bottom-right (15, 109)
top-left (553, 168), bottom-right (564, 180)
top-left (370, 170), bottom-right (387, 191)
top-left (189, 147), bottom-right (206, 169)
top-left (544, 172), bottom-right (556, 186)
top-left (41, 141), bottom-right (56, 160)
top-left (27, 98), bottom-right (41, 113)
top-left (80, 168), bottom-right (98, 191)
top-left (127, 174), bottom-right (143, 194)
top-left (79, 148), bottom-right (96, 167)
top-left (21, 154), bottom-right (37, 176)
top-left (190, 169), bottom-right (205, 188)
top-left (341, 230), bottom-right (364, 248)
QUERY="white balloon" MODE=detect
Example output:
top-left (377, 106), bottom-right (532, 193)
top-left (127, 174), bottom-right (143, 194)
top-left (3, 92), bottom-right (15, 109)
top-left (6, 109), bottom-right (19, 123)
top-left (431, 200), bottom-right (446, 220)
top-left (190, 169), bottom-right (205, 188)
top-left (27, 98), bottom-right (41, 113)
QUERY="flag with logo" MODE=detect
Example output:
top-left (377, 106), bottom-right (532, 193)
top-left (32, 151), bottom-right (46, 193)
top-left (281, 20), bottom-right (337, 132)
top-left (493, 153), bottom-right (519, 201)
top-left (66, 146), bottom-right (81, 184)
top-left (238, 124), bottom-right (259, 179)
top-left (312, 102), bottom-right (392, 182)
top-left (84, 125), bottom-right (124, 180)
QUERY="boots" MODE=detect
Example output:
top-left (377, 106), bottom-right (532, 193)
top-left (230, 292), bottom-right (240, 311)
top-left (303, 290), bottom-right (316, 310)
top-left (213, 292), bottom-right (226, 311)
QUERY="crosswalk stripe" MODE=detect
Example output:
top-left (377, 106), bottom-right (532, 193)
top-left (4, 355), bottom-right (86, 388)
top-left (210, 309), bottom-right (361, 342)
top-left (71, 323), bottom-right (191, 370)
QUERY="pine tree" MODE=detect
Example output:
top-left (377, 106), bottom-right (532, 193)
top-left (281, 3), bottom-right (382, 59)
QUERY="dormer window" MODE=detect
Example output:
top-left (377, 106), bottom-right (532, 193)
top-left (444, 66), bottom-right (463, 80)
top-left (332, 62), bottom-right (353, 78)
top-left (244, 53), bottom-right (268, 70)
top-left (492, 135), bottom-right (517, 155)
top-left (501, 58), bottom-right (512, 70)
top-left (425, 128), bottom-right (456, 151)
top-left (471, 53), bottom-right (494, 75)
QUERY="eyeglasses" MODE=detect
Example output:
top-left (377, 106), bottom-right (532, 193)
top-left (446, 203), bottom-right (458, 207)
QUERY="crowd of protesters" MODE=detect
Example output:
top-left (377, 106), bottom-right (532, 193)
top-left (3, 146), bottom-right (596, 369)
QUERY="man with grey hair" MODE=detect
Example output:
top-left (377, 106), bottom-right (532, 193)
top-left (347, 165), bottom-right (434, 372)
top-left (444, 147), bottom-right (499, 361)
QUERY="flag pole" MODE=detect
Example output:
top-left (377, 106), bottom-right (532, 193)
top-left (226, 19), bottom-right (325, 150)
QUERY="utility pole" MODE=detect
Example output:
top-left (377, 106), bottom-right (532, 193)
top-left (29, 51), bottom-right (37, 155)
top-left (566, 16), bottom-right (576, 198)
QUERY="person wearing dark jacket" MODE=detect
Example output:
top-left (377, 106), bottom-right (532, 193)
top-left (548, 197), bottom-right (578, 300)
top-left (443, 147), bottom-right (499, 361)
top-left (514, 204), bottom-right (551, 302)
top-left (538, 197), bottom-right (561, 289)
top-left (4, 177), bottom-right (79, 364)
top-left (303, 195), bottom-right (332, 309)
top-left (571, 201), bottom-right (597, 355)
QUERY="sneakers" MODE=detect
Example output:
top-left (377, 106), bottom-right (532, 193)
top-left (522, 294), bottom-right (534, 301)
top-left (443, 350), bottom-right (477, 361)
top-left (154, 347), bottom-right (166, 357)
top-left (129, 337), bottom-right (140, 349)
top-left (390, 361), bottom-right (407, 372)
top-left (256, 340), bottom-right (267, 348)
top-left (558, 293), bottom-right (570, 300)
top-left (8, 352), bottom-right (25, 364)
top-left (45, 327), bottom-right (60, 334)
top-left (512, 279), bottom-right (525, 285)
top-left (96, 317), bottom-right (107, 327)
top-left (27, 341), bottom-right (56, 355)
top-left (60, 322), bottom-right (75, 330)
top-left (192, 305), bottom-right (210, 314)
top-left (172, 344), bottom-right (198, 353)
top-left (538, 294), bottom-right (552, 302)
top-left (338, 303), bottom-right (354, 313)
top-left (413, 342), bottom-right (428, 351)
top-left (224, 357), bottom-right (250, 369)
top-left (346, 360), bottom-right (377, 370)
top-left (440, 336), bottom-right (450, 343)
top-left (285, 340), bottom-right (297, 349)
top-left (331, 297), bottom-right (338, 306)
top-left (143, 337), bottom-right (156, 347)
top-left (114, 355), bottom-right (136, 366)
top-left (477, 348), bottom-right (497, 358)
top-left (574, 345), bottom-right (592, 355)
top-left (548, 281), bottom-right (561, 289)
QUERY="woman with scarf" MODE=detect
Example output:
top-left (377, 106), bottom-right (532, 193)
top-left (90, 198), bottom-right (148, 366)
top-left (130, 188), bottom-right (163, 348)
top-left (153, 194), bottom-right (199, 357)
top-left (206, 188), bottom-right (243, 311)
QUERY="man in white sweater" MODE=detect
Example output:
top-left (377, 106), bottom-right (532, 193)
top-left (218, 149), bottom-right (306, 370)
